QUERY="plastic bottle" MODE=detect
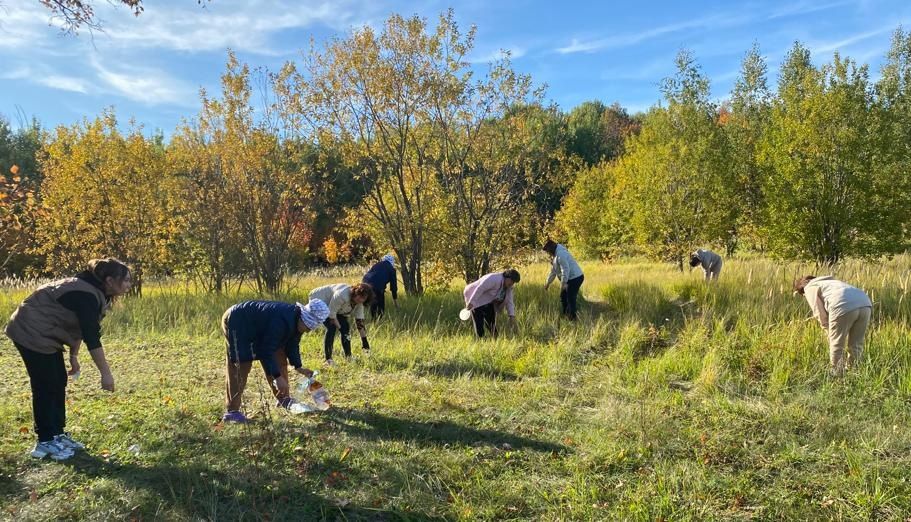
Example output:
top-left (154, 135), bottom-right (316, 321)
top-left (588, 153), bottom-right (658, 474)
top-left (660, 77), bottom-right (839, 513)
top-left (309, 380), bottom-right (332, 411)
top-left (296, 372), bottom-right (331, 411)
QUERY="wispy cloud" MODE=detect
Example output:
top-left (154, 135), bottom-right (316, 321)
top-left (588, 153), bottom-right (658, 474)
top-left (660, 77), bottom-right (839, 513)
top-left (767, 0), bottom-right (852, 20)
top-left (92, 60), bottom-right (196, 106)
top-left (809, 26), bottom-right (895, 55)
top-left (0, 2), bottom-right (63, 49)
top-left (40, 75), bottom-right (90, 94)
top-left (555, 12), bottom-right (749, 55)
top-left (97, 0), bottom-right (375, 55)
top-left (2, 65), bottom-right (91, 94)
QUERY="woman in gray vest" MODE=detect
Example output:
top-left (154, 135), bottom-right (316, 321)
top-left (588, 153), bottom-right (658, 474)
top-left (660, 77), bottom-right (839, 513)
top-left (5, 258), bottom-right (132, 461)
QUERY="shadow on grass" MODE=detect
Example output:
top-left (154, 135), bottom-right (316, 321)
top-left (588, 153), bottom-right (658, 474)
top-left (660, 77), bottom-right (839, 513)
top-left (52, 408), bottom-right (442, 521)
top-left (326, 408), bottom-right (568, 454)
top-left (377, 358), bottom-right (521, 382)
top-left (63, 449), bottom-right (438, 521)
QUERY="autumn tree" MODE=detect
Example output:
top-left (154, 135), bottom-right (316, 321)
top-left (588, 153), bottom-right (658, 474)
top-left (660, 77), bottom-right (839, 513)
top-left (167, 116), bottom-right (245, 293)
top-left (36, 111), bottom-right (172, 292)
top-left (0, 116), bottom-right (43, 275)
top-left (285, 12), bottom-right (468, 293)
top-left (555, 160), bottom-right (631, 259)
top-left (194, 53), bottom-right (315, 293)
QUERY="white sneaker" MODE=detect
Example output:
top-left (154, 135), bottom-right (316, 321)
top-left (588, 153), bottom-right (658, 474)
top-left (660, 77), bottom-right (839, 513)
top-left (30, 440), bottom-right (74, 461)
top-left (54, 433), bottom-right (85, 451)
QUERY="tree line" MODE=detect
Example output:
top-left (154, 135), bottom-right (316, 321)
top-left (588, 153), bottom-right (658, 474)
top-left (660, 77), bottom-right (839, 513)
top-left (2, 12), bottom-right (910, 293)
top-left (558, 31), bottom-right (911, 269)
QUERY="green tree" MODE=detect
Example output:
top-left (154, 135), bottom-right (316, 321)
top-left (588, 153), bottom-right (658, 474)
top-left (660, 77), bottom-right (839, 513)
top-left (566, 101), bottom-right (638, 167)
top-left (874, 28), bottom-right (911, 248)
top-left (555, 160), bottom-right (631, 259)
top-left (759, 44), bottom-right (895, 264)
top-left (617, 50), bottom-right (732, 270)
top-left (725, 42), bottom-right (771, 254)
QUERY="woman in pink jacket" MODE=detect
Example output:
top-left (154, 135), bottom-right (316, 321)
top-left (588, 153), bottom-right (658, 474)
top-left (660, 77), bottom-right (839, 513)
top-left (463, 269), bottom-right (521, 338)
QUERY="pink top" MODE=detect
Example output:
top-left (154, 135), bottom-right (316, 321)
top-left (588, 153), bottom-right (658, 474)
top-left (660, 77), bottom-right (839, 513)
top-left (463, 272), bottom-right (516, 317)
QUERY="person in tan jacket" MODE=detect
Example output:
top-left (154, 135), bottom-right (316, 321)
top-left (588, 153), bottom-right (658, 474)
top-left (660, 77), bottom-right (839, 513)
top-left (5, 258), bottom-right (132, 461)
top-left (794, 275), bottom-right (873, 377)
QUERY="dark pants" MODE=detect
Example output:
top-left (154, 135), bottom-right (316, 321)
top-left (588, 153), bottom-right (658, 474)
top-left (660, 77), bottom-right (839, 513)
top-left (16, 343), bottom-right (67, 442)
top-left (560, 275), bottom-right (585, 321)
top-left (369, 287), bottom-right (386, 319)
top-left (471, 303), bottom-right (497, 338)
top-left (324, 316), bottom-right (352, 360)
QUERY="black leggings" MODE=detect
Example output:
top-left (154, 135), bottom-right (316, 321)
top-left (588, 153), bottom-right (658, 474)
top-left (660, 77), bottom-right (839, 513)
top-left (560, 274), bottom-right (585, 321)
top-left (324, 316), bottom-right (351, 360)
top-left (16, 343), bottom-right (67, 442)
top-left (471, 303), bottom-right (497, 338)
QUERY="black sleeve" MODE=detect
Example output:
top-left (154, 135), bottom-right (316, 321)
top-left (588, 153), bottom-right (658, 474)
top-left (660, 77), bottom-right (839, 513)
top-left (57, 291), bottom-right (103, 350)
top-left (389, 267), bottom-right (398, 300)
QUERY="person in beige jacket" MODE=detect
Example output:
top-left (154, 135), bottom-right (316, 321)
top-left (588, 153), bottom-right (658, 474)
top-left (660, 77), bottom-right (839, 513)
top-left (5, 258), bottom-right (132, 461)
top-left (794, 275), bottom-right (873, 376)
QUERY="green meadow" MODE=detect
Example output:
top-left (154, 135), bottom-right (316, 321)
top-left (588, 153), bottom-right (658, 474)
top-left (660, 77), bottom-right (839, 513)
top-left (1, 257), bottom-right (910, 520)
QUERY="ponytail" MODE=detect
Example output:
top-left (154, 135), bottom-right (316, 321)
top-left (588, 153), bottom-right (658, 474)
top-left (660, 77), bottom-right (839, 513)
top-left (87, 258), bottom-right (131, 284)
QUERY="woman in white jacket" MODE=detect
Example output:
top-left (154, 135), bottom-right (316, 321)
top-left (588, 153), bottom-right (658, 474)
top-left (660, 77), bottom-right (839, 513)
top-left (794, 275), bottom-right (873, 376)
top-left (543, 239), bottom-right (585, 321)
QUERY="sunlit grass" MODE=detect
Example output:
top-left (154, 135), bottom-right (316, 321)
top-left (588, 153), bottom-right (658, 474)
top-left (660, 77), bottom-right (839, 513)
top-left (0, 256), bottom-right (909, 520)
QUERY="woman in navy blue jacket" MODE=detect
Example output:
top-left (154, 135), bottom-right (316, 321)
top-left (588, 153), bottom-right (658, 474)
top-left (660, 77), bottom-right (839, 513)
top-left (362, 254), bottom-right (398, 318)
top-left (221, 298), bottom-right (329, 423)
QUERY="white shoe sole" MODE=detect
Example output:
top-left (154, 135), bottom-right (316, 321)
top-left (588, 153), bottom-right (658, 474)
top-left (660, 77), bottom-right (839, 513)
top-left (31, 448), bottom-right (74, 461)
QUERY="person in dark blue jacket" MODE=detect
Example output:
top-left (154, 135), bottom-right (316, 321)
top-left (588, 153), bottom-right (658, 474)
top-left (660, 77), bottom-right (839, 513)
top-left (362, 254), bottom-right (398, 319)
top-left (221, 298), bottom-right (330, 423)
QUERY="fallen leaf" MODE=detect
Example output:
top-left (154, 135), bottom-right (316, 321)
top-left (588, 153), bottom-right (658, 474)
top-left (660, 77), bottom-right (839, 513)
top-left (340, 447), bottom-right (351, 461)
top-left (10, 165), bottom-right (19, 175)
top-left (28, 489), bottom-right (37, 503)
top-left (18, 426), bottom-right (28, 434)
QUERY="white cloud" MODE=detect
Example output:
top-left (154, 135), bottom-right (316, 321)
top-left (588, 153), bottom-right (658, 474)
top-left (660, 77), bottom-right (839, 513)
top-left (2, 65), bottom-right (90, 94)
top-left (40, 75), bottom-right (90, 93)
top-left (767, 0), bottom-right (852, 20)
top-left (0, 2), bottom-right (63, 49)
top-left (92, 60), bottom-right (196, 106)
top-left (95, 0), bottom-right (376, 55)
top-left (809, 26), bottom-right (895, 55)
top-left (555, 12), bottom-right (750, 55)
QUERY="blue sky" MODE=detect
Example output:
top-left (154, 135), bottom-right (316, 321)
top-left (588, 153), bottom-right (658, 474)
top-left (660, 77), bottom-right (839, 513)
top-left (1, 0), bottom-right (908, 134)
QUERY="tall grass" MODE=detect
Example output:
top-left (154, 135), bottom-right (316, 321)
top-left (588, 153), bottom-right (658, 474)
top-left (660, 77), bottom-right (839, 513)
top-left (0, 256), bottom-right (909, 520)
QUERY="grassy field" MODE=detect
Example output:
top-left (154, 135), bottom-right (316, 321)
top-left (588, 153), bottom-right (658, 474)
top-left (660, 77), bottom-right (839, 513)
top-left (0, 256), bottom-right (910, 521)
